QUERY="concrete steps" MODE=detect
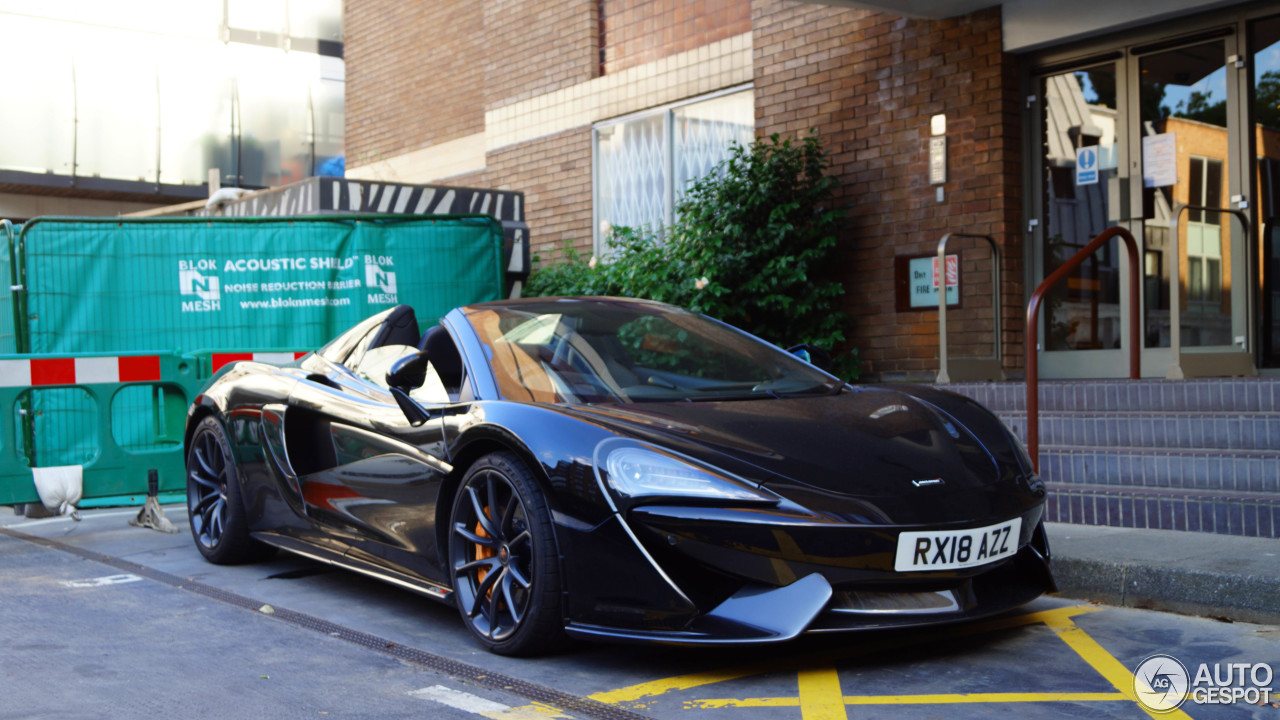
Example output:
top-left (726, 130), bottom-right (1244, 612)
top-left (939, 378), bottom-right (1280, 538)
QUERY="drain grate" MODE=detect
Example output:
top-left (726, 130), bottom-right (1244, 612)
top-left (1, 526), bottom-right (654, 720)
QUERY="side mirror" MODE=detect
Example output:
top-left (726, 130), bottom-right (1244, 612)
top-left (387, 351), bottom-right (430, 392)
top-left (387, 352), bottom-right (431, 426)
top-left (787, 343), bottom-right (832, 371)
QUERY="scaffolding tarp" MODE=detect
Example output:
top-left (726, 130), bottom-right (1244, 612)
top-left (11, 214), bottom-right (504, 355)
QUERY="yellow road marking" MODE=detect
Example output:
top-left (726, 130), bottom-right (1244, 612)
top-left (797, 667), bottom-right (847, 720)
top-left (686, 692), bottom-right (1129, 708)
top-left (588, 604), bottom-right (1101, 707)
top-left (482, 701), bottom-right (576, 719)
top-left (508, 603), bottom-right (1177, 718)
top-left (1043, 613), bottom-right (1195, 720)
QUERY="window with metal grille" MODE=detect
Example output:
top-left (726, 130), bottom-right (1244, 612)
top-left (592, 87), bottom-right (754, 254)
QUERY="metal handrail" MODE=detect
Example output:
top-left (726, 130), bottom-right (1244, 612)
top-left (936, 233), bottom-right (1001, 383)
top-left (1025, 226), bottom-right (1141, 472)
top-left (1166, 203), bottom-right (1251, 378)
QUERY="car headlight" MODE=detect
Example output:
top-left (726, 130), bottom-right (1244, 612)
top-left (594, 440), bottom-right (777, 508)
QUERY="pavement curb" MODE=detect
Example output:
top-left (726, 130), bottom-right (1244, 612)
top-left (1047, 522), bottom-right (1280, 626)
top-left (1052, 557), bottom-right (1280, 625)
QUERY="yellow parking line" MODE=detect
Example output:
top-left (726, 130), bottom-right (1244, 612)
top-left (797, 667), bottom-right (847, 720)
top-left (589, 604), bottom-right (1102, 707)
top-left (482, 701), bottom-right (576, 719)
top-left (1043, 613), bottom-right (1195, 720)
top-left (686, 692), bottom-right (1129, 709)
top-left (588, 666), bottom-right (771, 708)
top-left (498, 604), bottom-right (1136, 718)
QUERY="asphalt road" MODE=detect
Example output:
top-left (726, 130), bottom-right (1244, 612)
top-left (1, 506), bottom-right (1276, 720)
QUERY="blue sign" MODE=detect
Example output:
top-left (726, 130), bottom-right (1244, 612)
top-left (1076, 146), bottom-right (1098, 186)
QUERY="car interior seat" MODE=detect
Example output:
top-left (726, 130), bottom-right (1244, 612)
top-left (419, 325), bottom-right (464, 394)
top-left (368, 304), bottom-right (420, 349)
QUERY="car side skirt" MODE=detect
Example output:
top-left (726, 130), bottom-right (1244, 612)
top-left (253, 531), bottom-right (454, 604)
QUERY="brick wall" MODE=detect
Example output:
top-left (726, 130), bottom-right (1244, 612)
top-left (344, 0), bottom-right (485, 168)
top-left (751, 1), bottom-right (1024, 380)
top-left (483, 0), bottom-right (599, 108)
top-left (344, 0), bottom-right (1032, 379)
top-left (487, 130), bottom-right (595, 261)
top-left (600, 0), bottom-right (751, 73)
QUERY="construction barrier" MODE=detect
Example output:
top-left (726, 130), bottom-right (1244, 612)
top-left (0, 214), bottom-right (505, 508)
top-left (0, 351), bottom-right (201, 507)
top-left (8, 214), bottom-right (505, 355)
top-left (191, 349), bottom-right (310, 378)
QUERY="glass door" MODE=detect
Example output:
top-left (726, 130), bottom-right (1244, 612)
top-left (1134, 36), bottom-right (1253, 377)
top-left (1031, 28), bottom-right (1259, 379)
top-left (1253, 15), bottom-right (1280, 370)
top-left (1034, 61), bottom-right (1132, 378)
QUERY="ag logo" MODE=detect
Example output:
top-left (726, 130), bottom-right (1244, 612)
top-left (179, 269), bottom-right (221, 302)
top-left (1134, 654), bottom-right (1190, 712)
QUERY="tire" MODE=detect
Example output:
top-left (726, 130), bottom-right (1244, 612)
top-left (186, 415), bottom-right (273, 564)
top-left (449, 452), bottom-right (565, 656)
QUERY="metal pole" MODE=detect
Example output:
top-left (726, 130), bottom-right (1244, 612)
top-left (1026, 226), bottom-right (1140, 472)
top-left (1166, 203), bottom-right (1252, 379)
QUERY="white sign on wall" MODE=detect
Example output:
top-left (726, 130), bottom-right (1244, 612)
top-left (908, 254), bottom-right (959, 308)
top-left (1142, 133), bottom-right (1178, 188)
top-left (1076, 146), bottom-right (1099, 185)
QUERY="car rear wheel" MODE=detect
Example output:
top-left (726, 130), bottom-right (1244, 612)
top-left (449, 452), bottom-right (564, 656)
top-left (186, 416), bottom-right (272, 564)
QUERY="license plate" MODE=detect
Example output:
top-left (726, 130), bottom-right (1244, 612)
top-left (894, 518), bottom-right (1022, 572)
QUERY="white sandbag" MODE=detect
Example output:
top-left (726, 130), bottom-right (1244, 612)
top-left (31, 465), bottom-right (83, 519)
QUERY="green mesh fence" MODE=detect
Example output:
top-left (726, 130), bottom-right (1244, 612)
top-left (0, 221), bottom-right (14, 354)
top-left (16, 214), bottom-right (505, 355)
top-left (14, 387), bottom-right (98, 468)
top-left (0, 215), bottom-right (504, 507)
top-left (110, 384), bottom-right (186, 453)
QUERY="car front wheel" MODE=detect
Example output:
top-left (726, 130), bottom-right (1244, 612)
top-left (449, 452), bottom-right (564, 656)
top-left (186, 416), bottom-right (272, 564)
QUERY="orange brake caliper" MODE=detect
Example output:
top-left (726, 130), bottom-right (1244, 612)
top-left (475, 510), bottom-right (495, 595)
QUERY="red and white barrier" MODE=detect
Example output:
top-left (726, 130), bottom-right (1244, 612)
top-left (210, 352), bottom-right (308, 373)
top-left (0, 356), bottom-right (163, 387)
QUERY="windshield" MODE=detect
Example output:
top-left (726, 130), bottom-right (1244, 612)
top-left (462, 299), bottom-right (840, 404)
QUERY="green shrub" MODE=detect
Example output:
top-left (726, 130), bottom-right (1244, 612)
top-left (524, 131), bottom-right (858, 379)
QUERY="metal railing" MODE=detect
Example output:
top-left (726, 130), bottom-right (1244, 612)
top-left (1025, 226), bottom-right (1141, 471)
top-left (1166, 203), bottom-right (1253, 379)
top-left (935, 233), bottom-right (1003, 383)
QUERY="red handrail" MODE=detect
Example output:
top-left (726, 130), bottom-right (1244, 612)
top-left (1025, 226), bottom-right (1141, 471)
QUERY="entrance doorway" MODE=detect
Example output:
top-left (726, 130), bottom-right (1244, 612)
top-left (1028, 10), bottom-right (1280, 378)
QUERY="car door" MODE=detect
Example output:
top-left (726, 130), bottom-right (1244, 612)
top-left (284, 347), bottom-right (453, 584)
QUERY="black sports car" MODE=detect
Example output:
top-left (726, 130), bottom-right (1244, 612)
top-left (184, 297), bottom-right (1054, 655)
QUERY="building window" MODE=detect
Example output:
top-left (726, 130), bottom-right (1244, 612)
top-left (1187, 155), bottom-right (1224, 303)
top-left (593, 87), bottom-right (754, 253)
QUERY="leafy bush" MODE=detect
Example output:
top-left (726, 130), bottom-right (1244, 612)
top-left (524, 131), bottom-right (858, 379)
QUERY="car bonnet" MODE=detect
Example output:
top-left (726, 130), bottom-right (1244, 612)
top-left (558, 386), bottom-right (1003, 501)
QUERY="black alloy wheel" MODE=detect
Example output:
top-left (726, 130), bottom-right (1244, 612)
top-left (186, 416), bottom-right (270, 564)
top-left (449, 452), bottom-right (563, 656)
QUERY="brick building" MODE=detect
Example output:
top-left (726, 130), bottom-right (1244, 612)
top-left (344, 0), bottom-right (1280, 383)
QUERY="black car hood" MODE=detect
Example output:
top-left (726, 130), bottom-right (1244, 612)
top-left (558, 386), bottom-right (1003, 502)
